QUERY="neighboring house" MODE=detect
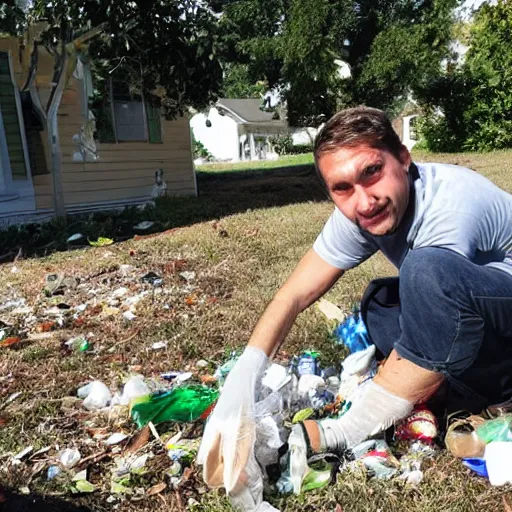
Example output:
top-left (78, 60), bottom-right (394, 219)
top-left (190, 98), bottom-right (288, 162)
top-left (190, 98), bottom-right (321, 162)
top-left (0, 34), bottom-right (196, 225)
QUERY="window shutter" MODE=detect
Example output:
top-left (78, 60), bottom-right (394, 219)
top-left (0, 52), bottom-right (27, 179)
top-left (96, 99), bottom-right (117, 143)
top-left (146, 102), bottom-right (162, 143)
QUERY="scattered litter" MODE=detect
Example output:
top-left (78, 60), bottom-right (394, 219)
top-left (67, 233), bottom-right (85, 244)
top-left (131, 385), bottom-right (219, 428)
top-left (134, 221), bottom-right (155, 232)
top-left (44, 273), bottom-right (79, 296)
top-left (59, 448), bottom-right (81, 468)
top-left (317, 299), bottom-right (345, 322)
top-left (78, 381), bottom-right (112, 411)
top-left (485, 442), bottom-right (512, 485)
top-left (88, 237), bottom-right (114, 247)
top-left (105, 433), bottom-right (129, 446)
top-left (47, 465), bottom-right (62, 480)
top-left (120, 376), bottom-right (150, 406)
top-left (13, 446), bottom-right (33, 461)
top-left (141, 272), bottom-right (163, 286)
top-left (180, 271), bottom-right (196, 282)
top-left (65, 336), bottom-right (90, 352)
top-left (123, 311), bottom-right (137, 321)
top-left (151, 340), bottom-right (168, 350)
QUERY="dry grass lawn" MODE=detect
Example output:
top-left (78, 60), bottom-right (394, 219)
top-left (0, 150), bottom-right (512, 512)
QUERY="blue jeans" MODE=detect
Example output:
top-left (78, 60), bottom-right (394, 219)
top-left (361, 247), bottom-right (512, 412)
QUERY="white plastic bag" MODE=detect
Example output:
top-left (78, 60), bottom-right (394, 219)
top-left (197, 347), bottom-right (269, 510)
top-left (78, 381), bottom-right (112, 411)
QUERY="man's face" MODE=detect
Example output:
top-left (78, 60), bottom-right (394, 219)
top-left (318, 145), bottom-right (411, 236)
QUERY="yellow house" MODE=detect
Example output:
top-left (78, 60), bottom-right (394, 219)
top-left (0, 34), bottom-right (196, 225)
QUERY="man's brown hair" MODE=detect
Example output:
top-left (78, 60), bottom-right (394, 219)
top-left (314, 106), bottom-right (405, 173)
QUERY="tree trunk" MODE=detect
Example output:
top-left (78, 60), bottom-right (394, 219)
top-left (47, 52), bottom-right (69, 219)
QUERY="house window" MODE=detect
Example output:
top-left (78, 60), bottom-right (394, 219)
top-left (93, 78), bottom-right (163, 144)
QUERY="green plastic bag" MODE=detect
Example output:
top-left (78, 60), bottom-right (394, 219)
top-left (476, 416), bottom-right (512, 444)
top-left (131, 385), bottom-right (219, 428)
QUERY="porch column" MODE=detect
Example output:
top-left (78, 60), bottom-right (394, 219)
top-left (249, 133), bottom-right (256, 160)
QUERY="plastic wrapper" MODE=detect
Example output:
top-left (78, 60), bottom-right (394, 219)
top-left (351, 439), bottom-right (400, 479)
top-left (78, 381), bottom-right (112, 411)
top-left (120, 375), bottom-right (150, 406)
top-left (131, 385), bottom-right (219, 428)
top-left (476, 415), bottom-right (512, 444)
top-left (395, 406), bottom-right (438, 443)
top-left (462, 457), bottom-right (488, 478)
top-left (399, 441), bottom-right (436, 482)
top-left (333, 309), bottom-right (370, 353)
top-left (288, 425), bottom-right (308, 494)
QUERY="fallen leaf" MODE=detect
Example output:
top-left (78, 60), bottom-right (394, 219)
top-left (0, 417), bottom-right (7, 427)
top-left (185, 295), bottom-right (197, 306)
top-left (200, 375), bottom-right (217, 384)
top-left (0, 337), bottom-right (21, 347)
top-left (36, 321), bottom-right (56, 333)
top-left (125, 425), bottom-right (150, 454)
top-left (503, 496), bottom-right (512, 512)
top-left (335, 504), bottom-right (343, 512)
top-left (146, 482), bottom-right (167, 496)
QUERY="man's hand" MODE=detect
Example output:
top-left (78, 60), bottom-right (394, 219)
top-left (198, 346), bottom-right (268, 495)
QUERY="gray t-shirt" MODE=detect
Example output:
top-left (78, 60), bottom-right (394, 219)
top-left (313, 162), bottom-right (512, 276)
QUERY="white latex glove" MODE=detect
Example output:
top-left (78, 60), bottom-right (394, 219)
top-left (197, 346), bottom-right (268, 500)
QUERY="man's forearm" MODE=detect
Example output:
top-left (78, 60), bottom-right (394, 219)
top-left (247, 294), bottom-right (301, 357)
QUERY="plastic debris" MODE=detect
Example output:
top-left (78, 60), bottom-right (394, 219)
top-left (462, 457), bottom-right (488, 479)
top-left (131, 385), bottom-right (219, 428)
top-left (352, 439), bottom-right (400, 479)
top-left (180, 271), bottom-right (196, 282)
top-left (296, 351), bottom-right (320, 376)
top-left (44, 273), bottom-right (79, 296)
top-left (88, 237), bottom-right (114, 247)
top-left (333, 309), bottom-right (370, 353)
top-left (123, 311), bottom-right (137, 321)
top-left (213, 352), bottom-right (240, 386)
top-left (134, 221), bottom-right (155, 232)
top-left (476, 415), bottom-right (512, 444)
top-left (151, 340), bottom-right (168, 350)
top-left (105, 433), bottom-right (129, 446)
top-left (395, 406), bottom-right (438, 443)
top-left (78, 381), bottom-right (112, 411)
top-left (47, 465), bottom-right (62, 480)
top-left (140, 272), bottom-right (163, 286)
top-left (484, 442), bottom-right (512, 485)
top-left (65, 336), bottom-right (90, 352)
top-left (262, 364), bottom-right (291, 392)
top-left (120, 375), bottom-right (150, 406)
top-left (67, 233), bottom-right (85, 244)
top-left (59, 448), bottom-right (81, 468)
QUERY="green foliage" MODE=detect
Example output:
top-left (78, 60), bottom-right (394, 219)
top-left (220, 63), bottom-right (266, 99)
top-left (5, 0), bottom-right (223, 119)
top-left (194, 139), bottom-right (214, 161)
top-left (417, 0), bottom-right (512, 152)
top-left (270, 135), bottom-right (312, 156)
top-left (216, 0), bottom-right (461, 126)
